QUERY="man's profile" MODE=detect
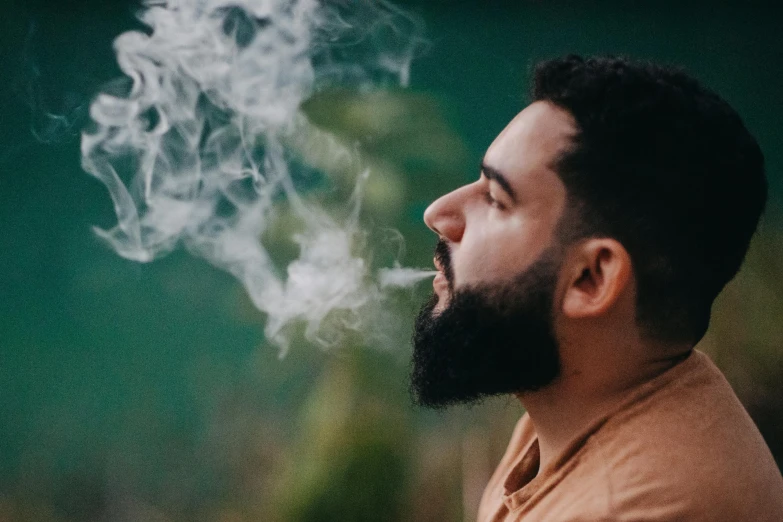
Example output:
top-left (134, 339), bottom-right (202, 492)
top-left (411, 55), bottom-right (783, 521)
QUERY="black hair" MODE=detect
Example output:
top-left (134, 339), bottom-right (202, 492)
top-left (532, 55), bottom-right (767, 343)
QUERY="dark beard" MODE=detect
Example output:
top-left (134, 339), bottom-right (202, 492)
top-left (411, 248), bottom-right (562, 408)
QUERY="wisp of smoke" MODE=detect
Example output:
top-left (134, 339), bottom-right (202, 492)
top-left (81, 0), bottom-right (431, 355)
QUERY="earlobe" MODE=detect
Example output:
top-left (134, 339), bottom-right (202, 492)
top-left (561, 239), bottom-right (632, 319)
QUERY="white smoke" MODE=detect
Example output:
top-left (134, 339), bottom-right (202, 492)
top-left (81, 0), bottom-right (431, 355)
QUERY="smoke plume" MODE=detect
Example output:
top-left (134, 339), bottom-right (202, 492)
top-left (81, 0), bottom-right (431, 354)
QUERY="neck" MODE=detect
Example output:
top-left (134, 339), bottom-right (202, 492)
top-left (516, 336), bottom-right (692, 472)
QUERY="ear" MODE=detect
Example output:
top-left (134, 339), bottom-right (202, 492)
top-left (561, 238), bottom-right (633, 319)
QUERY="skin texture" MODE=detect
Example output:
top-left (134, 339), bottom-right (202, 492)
top-left (423, 101), bottom-right (692, 471)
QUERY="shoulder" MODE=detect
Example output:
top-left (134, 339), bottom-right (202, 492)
top-left (584, 351), bottom-right (783, 521)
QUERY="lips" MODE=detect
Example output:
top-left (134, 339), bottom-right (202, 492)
top-left (433, 271), bottom-right (448, 288)
top-left (432, 257), bottom-right (449, 295)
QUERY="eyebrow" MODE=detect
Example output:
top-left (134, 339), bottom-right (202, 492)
top-left (480, 162), bottom-right (517, 203)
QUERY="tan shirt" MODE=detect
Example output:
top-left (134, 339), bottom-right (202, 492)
top-left (478, 350), bottom-right (783, 521)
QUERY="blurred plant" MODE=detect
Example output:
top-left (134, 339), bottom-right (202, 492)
top-left (273, 351), bottom-right (410, 522)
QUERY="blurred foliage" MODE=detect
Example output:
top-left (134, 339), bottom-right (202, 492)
top-left (1, 1), bottom-right (782, 521)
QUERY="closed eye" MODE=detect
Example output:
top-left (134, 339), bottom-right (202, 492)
top-left (484, 190), bottom-right (506, 210)
top-left (480, 162), bottom-right (517, 204)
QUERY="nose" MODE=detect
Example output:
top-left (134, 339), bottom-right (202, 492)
top-left (423, 185), bottom-right (469, 242)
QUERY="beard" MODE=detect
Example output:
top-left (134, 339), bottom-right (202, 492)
top-left (411, 242), bottom-right (562, 408)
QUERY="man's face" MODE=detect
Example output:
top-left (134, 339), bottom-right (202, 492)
top-left (411, 101), bottom-right (576, 407)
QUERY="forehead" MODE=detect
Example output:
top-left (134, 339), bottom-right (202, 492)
top-left (484, 101), bottom-right (576, 195)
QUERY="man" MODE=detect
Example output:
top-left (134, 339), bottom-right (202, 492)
top-left (411, 55), bottom-right (783, 521)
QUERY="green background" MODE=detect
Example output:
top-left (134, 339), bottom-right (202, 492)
top-left (1, 1), bottom-right (781, 520)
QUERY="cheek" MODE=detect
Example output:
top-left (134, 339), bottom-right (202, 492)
top-left (453, 215), bottom-right (536, 286)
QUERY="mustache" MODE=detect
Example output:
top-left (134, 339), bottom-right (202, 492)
top-left (434, 238), bottom-right (454, 287)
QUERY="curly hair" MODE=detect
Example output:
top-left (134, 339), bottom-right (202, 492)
top-left (532, 55), bottom-right (767, 343)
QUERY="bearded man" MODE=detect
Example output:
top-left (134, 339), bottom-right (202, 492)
top-left (411, 55), bottom-right (783, 521)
